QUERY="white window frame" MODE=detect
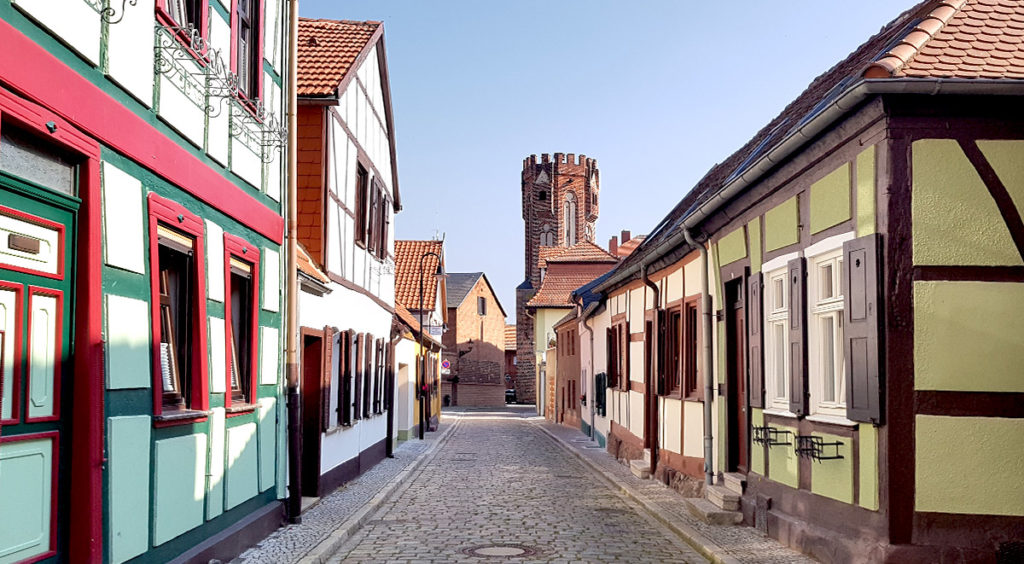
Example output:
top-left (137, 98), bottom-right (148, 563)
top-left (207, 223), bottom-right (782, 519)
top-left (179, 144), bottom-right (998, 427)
top-left (808, 246), bottom-right (846, 417)
top-left (764, 267), bottom-right (789, 411)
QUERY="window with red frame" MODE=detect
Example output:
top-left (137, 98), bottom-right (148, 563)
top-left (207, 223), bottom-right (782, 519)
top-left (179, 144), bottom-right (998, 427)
top-left (148, 194), bottom-right (209, 417)
top-left (224, 234), bottom-right (260, 408)
top-left (234, 0), bottom-right (262, 100)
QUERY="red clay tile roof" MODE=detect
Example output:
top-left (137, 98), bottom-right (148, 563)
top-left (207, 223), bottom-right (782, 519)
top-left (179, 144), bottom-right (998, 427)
top-left (865, 0), bottom-right (1024, 79)
top-left (537, 246), bottom-right (566, 270)
top-left (527, 264), bottom-right (617, 309)
top-left (505, 324), bottom-right (517, 351)
top-left (544, 241), bottom-right (619, 265)
top-left (394, 240), bottom-right (444, 311)
top-left (296, 243), bottom-right (330, 283)
top-left (616, 235), bottom-right (646, 258)
top-left (298, 18), bottom-right (380, 97)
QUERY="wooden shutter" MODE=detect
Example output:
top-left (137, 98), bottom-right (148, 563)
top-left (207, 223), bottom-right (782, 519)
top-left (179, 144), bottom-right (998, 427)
top-left (844, 234), bottom-right (884, 424)
top-left (605, 327), bottom-right (616, 389)
top-left (622, 322), bottom-right (631, 391)
top-left (321, 326), bottom-right (334, 431)
top-left (354, 333), bottom-right (363, 419)
top-left (364, 336), bottom-right (372, 418)
top-left (788, 258), bottom-right (808, 416)
top-left (336, 331), bottom-right (348, 425)
top-left (748, 273), bottom-right (765, 408)
top-left (655, 310), bottom-right (666, 396)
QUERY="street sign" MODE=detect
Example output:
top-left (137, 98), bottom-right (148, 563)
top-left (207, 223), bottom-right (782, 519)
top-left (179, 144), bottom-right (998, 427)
top-left (441, 359), bottom-right (451, 370)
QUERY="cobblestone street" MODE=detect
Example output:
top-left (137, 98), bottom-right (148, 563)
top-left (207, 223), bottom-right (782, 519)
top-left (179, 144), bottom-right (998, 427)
top-left (327, 408), bottom-right (707, 563)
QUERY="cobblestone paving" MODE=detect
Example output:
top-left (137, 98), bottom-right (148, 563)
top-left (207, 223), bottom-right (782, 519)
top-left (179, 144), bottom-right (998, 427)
top-left (540, 421), bottom-right (815, 564)
top-left (236, 435), bottom-right (435, 564)
top-left (327, 408), bottom-right (707, 563)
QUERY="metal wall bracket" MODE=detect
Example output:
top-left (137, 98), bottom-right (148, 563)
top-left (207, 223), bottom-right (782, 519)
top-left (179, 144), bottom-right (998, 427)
top-left (752, 425), bottom-right (792, 447)
top-left (794, 435), bottom-right (844, 462)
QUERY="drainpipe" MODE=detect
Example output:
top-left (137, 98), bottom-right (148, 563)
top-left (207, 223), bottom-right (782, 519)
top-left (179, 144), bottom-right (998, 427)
top-left (284, 0), bottom-right (302, 524)
top-left (575, 294), bottom-right (595, 439)
top-left (683, 229), bottom-right (714, 486)
top-left (640, 262), bottom-right (660, 469)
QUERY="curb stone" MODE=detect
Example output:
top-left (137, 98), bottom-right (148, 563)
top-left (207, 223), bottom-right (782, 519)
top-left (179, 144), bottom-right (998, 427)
top-left (295, 419), bottom-right (461, 564)
top-left (535, 422), bottom-right (744, 564)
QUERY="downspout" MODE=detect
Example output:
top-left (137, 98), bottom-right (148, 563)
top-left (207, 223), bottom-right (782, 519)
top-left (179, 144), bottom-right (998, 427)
top-left (575, 294), bottom-right (595, 439)
top-left (285, 0), bottom-right (302, 524)
top-left (640, 262), bottom-right (660, 469)
top-left (684, 229), bottom-right (714, 486)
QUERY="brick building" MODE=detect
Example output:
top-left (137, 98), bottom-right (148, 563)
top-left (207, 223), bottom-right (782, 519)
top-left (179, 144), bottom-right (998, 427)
top-left (504, 324), bottom-right (518, 401)
top-left (440, 272), bottom-right (507, 407)
top-left (516, 152), bottom-right (600, 403)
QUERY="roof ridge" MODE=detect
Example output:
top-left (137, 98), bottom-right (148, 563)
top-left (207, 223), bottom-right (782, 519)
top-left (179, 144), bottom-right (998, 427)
top-left (863, 0), bottom-right (969, 77)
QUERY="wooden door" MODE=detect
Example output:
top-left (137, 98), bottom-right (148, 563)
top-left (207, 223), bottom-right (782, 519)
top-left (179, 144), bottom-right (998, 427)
top-left (0, 176), bottom-right (77, 563)
top-left (300, 333), bottom-right (323, 497)
top-left (726, 280), bottom-right (747, 473)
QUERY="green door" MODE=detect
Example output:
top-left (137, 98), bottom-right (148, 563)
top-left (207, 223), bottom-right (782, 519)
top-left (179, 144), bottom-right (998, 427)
top-left (0, 171), bottom-right (78, 564)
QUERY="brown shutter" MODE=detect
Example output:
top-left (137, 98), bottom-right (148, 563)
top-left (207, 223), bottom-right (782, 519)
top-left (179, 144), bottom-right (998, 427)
top-left (336, 331), bottom-right (347, 424)
top-left (364, 336), bottom-right (373, 418)
top-left (354, 333), bottom-right (363, 419)
top-left (844, 234), bottom-right (884, 424)
top-left (656, 310), bottom-right (666, 395)
top-left (748, 273), bottom-right (765, 408)
top-left (321, 326), bottom-right (334, 431)
top-left (788, 258), bottom-right (808, 416)
top-left (605, 327), bottom-right (616, 389)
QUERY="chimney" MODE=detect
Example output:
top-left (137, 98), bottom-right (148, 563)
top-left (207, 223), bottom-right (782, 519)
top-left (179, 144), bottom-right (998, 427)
top-left (609, 236), bottom-right (618, 256)
top-left (621, 230), bottom-right (631, 243)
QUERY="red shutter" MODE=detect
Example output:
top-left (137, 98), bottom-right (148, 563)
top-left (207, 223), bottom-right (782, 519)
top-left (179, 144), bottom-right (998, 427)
top-left (844, 234), bottom-right (884, 424)
top-left (788, 258), bottom-right (808, 416)
top-left (606, 327), bottom-right (616, 389)
top-left (321, 326), bottom-right (334, 431)
top-left (748, 273), bottom-right (765, 408)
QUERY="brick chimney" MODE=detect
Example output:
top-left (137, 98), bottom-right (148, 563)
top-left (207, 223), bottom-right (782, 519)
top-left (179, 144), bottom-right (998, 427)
top-left (609, 235), bottom-right (618, 256)
top-left (621, 230), bottom-right (631, 244)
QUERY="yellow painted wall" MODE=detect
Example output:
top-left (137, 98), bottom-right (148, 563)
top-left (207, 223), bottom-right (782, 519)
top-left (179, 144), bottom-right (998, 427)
top-left (810, 433), bottom-right (854, 504)
top-left (810, 162), bottom-right (852, 234)
top-left (916, 415), bottom-right (1024, 516)
top-left (750, 408), bottom-right (765, 475)
top-left (628, 287), bottom-right (645, 329)
top-left (911, 139), bottom-right (1021, 266)
top-left (684, 259), bottom-right (701, 298)
top-left (978, 140), bottom-right (1024, 221)
top-left (764, 196), bottom-right (799, 251)
top-left (767, 423), bottom-right (799, 488)
top-left (914, 281), bottom-right (1024, 392)
top-left (856, 146), bottom-right (876, 236)
top-left (718, 226), bottom-right (747, 266)
top-left (748, 218), bottom-right (762, 273)
top-left (665, 267), bottom-right (684, 303)
top-left (629, 341), bottom-right (644, 383)
top-left (859, 424), bottom-right (878, 511)
top-left (629, 390), bottom-right (645, 438)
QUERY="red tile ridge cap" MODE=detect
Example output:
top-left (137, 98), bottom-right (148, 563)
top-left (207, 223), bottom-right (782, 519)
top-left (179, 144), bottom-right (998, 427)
top-left (863, 0), bottom-right (968, 78)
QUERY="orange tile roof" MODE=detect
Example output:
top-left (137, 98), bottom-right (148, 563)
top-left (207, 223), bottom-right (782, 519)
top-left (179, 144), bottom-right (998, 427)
top-left (526, 265), bottom-right (616, 309)
top-left (537, 246), bottom-right (566, 270)
top-left (505, 324), bottom-right (517, 351)
top-left (616, 235), bottom-right (646, 258)
top-left (865, 0), bottom-right (1024, 79)
top-left (545, 241), bottom-right (619, 265)
top-left (296, 243), bottom-right (330, 283)
top-left (394, 240), bottom-right (444, 311)
top-left (298, 18), bottom-right (380, 97)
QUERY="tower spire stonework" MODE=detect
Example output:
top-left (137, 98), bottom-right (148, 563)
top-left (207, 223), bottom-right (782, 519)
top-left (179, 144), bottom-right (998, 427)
top-left (515, 152), bottom-right (599, 403)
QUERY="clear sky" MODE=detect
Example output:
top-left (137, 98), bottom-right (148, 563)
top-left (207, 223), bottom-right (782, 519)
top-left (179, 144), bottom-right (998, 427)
top-left (300, 0), bottom-right (912, 316)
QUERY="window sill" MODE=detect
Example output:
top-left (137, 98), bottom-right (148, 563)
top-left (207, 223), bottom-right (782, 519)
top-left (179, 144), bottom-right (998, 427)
top-left (806, 413), bottom-right (858, 428)
top-left (225, 403), bottom-right (258, 416)
top-left (154, 409), bottom-right (212, 427)
top-left (763, 407), bottom-right (799, 419)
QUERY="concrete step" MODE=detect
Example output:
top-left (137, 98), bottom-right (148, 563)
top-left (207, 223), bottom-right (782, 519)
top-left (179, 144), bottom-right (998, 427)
top-left (629, 459), bottom-right (651, 479)
top-left (706, 484), bottom-right (741, 511)
top-left (642, 448), bottom-right (652, 464)
top-left (723, 472), bottom-right (747, 495)
top-left (685, 497), bottom-right (743, 525)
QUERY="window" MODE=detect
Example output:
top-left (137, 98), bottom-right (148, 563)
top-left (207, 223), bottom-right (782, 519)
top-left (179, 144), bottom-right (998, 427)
top-left (373, 338), bottom-right (385, 415)
top-left (540, 224), bottom-right (554, 247)
top-left (224, 234), bottom-right (260, 408)
top-left (0, 127), bottom-right (77, 196)
top-left (764, 268), bottom-right (789, 410)
top-left (148, 193), bottom-right (208, 418)
top-left (157, 0), bottom-right (208, 61)
top-left (563, 191), bottom-right (577, 246)
top-left (355, 164), bottom-right (369, 247)
top-left (594, 372), bottom-right (607, 416)
top-left (478, 296), bottom-right (486, 316)
top-left (233, 0), bottom-right (262, 100)
top-left (683, 299), bottom-right (699, 398)
top-left (663, 307), bottom-right (682, 396)
top-left (810, 250), bottom-right (845, 415)
top-left (537, 190), bottom-right (547, 201)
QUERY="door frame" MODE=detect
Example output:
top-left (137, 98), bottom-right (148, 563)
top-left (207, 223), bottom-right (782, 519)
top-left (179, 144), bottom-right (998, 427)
top-left (299, 328), bottom-right (324, 497)
top-left (725, 277), bottom-right (748, 474)
top-left (0, 87), bottom-right (103, 562)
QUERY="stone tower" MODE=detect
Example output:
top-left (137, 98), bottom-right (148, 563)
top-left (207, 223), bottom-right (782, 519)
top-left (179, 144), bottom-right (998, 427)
top-left (515, 152), bottom-right (599, 403)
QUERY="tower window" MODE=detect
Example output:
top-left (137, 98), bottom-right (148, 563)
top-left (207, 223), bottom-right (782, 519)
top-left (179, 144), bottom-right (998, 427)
top-left (538, 191), bottom-right (547, 201)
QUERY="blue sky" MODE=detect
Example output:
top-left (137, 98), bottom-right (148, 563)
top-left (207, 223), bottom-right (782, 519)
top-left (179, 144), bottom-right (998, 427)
top-left (300, 0), bottom-right (912, 315)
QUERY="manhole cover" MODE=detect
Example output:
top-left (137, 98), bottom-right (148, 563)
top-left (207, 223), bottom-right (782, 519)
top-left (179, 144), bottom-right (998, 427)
top-left (461, 543), bottom-right (541, 558)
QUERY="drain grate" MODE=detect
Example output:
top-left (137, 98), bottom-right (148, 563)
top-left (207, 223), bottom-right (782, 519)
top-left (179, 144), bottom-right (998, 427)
top-left (460, 543), bottom-right (542, 559)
